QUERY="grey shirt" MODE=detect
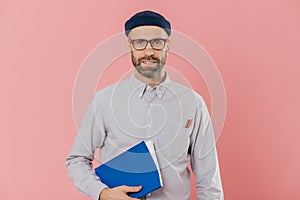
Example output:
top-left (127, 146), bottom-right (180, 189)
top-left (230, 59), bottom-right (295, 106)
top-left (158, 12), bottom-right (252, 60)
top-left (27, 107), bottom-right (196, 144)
top-left (65, 72), bottom-right (224, 200)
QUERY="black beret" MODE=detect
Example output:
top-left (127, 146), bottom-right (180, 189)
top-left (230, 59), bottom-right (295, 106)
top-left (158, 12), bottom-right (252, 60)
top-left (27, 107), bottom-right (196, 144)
top-left (125, 10), bottom-right (171, 37)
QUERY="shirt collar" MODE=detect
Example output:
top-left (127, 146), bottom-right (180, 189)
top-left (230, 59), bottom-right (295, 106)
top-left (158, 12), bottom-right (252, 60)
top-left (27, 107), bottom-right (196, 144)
top-left (129, 72), bottom-right (171, 99)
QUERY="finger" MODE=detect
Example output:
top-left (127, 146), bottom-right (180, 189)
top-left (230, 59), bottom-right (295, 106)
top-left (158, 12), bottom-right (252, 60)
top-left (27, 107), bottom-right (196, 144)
top-left (116, 190), bottom-right (140, 200)
top-left (125, 194), bottom-right (141, 200)
top-left (121, 185), bottom-right (142, 193)
top-left (128, 197), bottom-right (140, 200)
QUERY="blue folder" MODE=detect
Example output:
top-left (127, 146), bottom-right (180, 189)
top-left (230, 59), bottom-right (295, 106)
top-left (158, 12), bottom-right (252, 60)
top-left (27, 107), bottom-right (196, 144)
top-left (95, 141), bottom-right (163, 198)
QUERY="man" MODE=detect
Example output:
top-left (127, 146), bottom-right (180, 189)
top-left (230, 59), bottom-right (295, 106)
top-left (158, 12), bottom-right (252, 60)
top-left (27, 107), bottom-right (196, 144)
top-left (65, 10), bottom-right (224, 200)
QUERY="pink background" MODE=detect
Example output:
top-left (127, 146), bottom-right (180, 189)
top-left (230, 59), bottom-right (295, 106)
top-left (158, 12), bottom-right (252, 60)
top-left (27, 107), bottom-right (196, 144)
top-left (1, 1), bottom-right (300, 200)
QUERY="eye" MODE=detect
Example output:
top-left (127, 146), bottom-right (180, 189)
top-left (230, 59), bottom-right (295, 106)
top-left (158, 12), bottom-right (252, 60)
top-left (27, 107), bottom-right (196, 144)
top-left (135, 39), bottom-right (146, 45)
top-left (153, 39), bottom-right (162, 45)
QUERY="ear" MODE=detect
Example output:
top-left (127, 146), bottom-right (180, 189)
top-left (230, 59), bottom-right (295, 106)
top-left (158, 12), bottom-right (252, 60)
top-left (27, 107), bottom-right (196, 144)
top-left (125, 39), bottom-right (131, 52)
top-left (165, 40), bottom-right (171, 51)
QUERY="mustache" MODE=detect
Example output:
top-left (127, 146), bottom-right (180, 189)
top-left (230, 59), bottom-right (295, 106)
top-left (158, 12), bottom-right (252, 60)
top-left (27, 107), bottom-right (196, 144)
top-left (138, 56), bottom-right (160, 63)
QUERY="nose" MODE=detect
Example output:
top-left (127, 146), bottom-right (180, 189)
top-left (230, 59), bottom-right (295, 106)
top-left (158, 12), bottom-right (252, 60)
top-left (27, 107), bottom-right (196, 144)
top-left (144, 43), bottom-right (154, 56)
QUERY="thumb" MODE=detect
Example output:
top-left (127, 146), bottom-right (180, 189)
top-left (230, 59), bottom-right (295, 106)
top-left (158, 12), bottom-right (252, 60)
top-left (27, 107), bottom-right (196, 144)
top-left (121, 185), bottom-right (142, 193)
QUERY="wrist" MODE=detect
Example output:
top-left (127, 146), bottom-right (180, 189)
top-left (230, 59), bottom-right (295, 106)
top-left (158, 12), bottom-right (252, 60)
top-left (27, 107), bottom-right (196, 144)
top-left (99, 187), bottom-right (109, 200)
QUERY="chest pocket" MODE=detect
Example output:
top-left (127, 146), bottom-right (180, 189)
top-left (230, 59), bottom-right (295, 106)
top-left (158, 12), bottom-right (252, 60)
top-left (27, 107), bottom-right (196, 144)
top-left (156, 128), bottom-right (191, 166)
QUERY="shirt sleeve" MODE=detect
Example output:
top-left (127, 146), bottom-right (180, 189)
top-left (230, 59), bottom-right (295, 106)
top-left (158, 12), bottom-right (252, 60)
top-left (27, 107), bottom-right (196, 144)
top-left (190, 95), bottom-right (224, 200)
top-left (65, 95), bottom-right (108, 200)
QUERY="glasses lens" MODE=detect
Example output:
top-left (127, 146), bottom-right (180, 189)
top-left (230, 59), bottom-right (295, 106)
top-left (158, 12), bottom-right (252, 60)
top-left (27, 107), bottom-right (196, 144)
top-left (133, 39), bottom-right (147, 50)
top-left (151, 39), bottom-right (165, 50)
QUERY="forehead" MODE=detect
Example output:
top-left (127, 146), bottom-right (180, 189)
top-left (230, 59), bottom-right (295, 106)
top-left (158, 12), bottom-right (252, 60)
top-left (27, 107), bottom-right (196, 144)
top-left (128, 26), bottom-right (169, 40)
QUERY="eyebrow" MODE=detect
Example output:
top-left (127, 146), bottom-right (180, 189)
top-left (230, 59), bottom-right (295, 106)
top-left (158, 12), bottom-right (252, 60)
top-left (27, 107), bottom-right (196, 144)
top-left (128, 37), bottom-right (169, 40)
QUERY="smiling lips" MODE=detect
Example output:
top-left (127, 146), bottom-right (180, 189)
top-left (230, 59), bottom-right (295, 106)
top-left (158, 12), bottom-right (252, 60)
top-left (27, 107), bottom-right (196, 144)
top-left (141, 59), bottom-right (158, 66)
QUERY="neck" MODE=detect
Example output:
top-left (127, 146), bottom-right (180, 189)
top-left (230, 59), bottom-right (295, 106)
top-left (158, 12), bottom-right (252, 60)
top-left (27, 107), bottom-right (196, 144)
top-left (134, 70), bottom-right (166, 88)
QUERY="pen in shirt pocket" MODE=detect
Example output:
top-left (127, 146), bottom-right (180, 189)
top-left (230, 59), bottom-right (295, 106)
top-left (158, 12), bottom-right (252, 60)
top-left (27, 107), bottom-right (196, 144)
top-left (185, 118), bottom-right (193, 128)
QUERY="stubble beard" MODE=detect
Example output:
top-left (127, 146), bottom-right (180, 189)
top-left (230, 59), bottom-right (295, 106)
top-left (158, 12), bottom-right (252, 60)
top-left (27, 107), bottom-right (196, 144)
top-left (131, 53), bottom-right (167, 79)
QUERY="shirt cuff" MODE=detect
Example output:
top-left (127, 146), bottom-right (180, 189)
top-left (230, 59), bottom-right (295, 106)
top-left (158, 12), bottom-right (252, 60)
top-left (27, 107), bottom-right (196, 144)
top-left (89, 182), bottom-right (108, 200)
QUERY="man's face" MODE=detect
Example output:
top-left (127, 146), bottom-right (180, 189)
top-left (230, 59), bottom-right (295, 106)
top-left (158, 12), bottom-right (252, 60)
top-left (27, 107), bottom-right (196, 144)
top-left (127, 26), bottom-right (170, 79)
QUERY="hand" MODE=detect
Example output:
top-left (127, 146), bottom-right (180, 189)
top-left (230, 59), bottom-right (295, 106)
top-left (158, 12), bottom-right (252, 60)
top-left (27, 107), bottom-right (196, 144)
top-left (99, 185), bottom-right (142, 200)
